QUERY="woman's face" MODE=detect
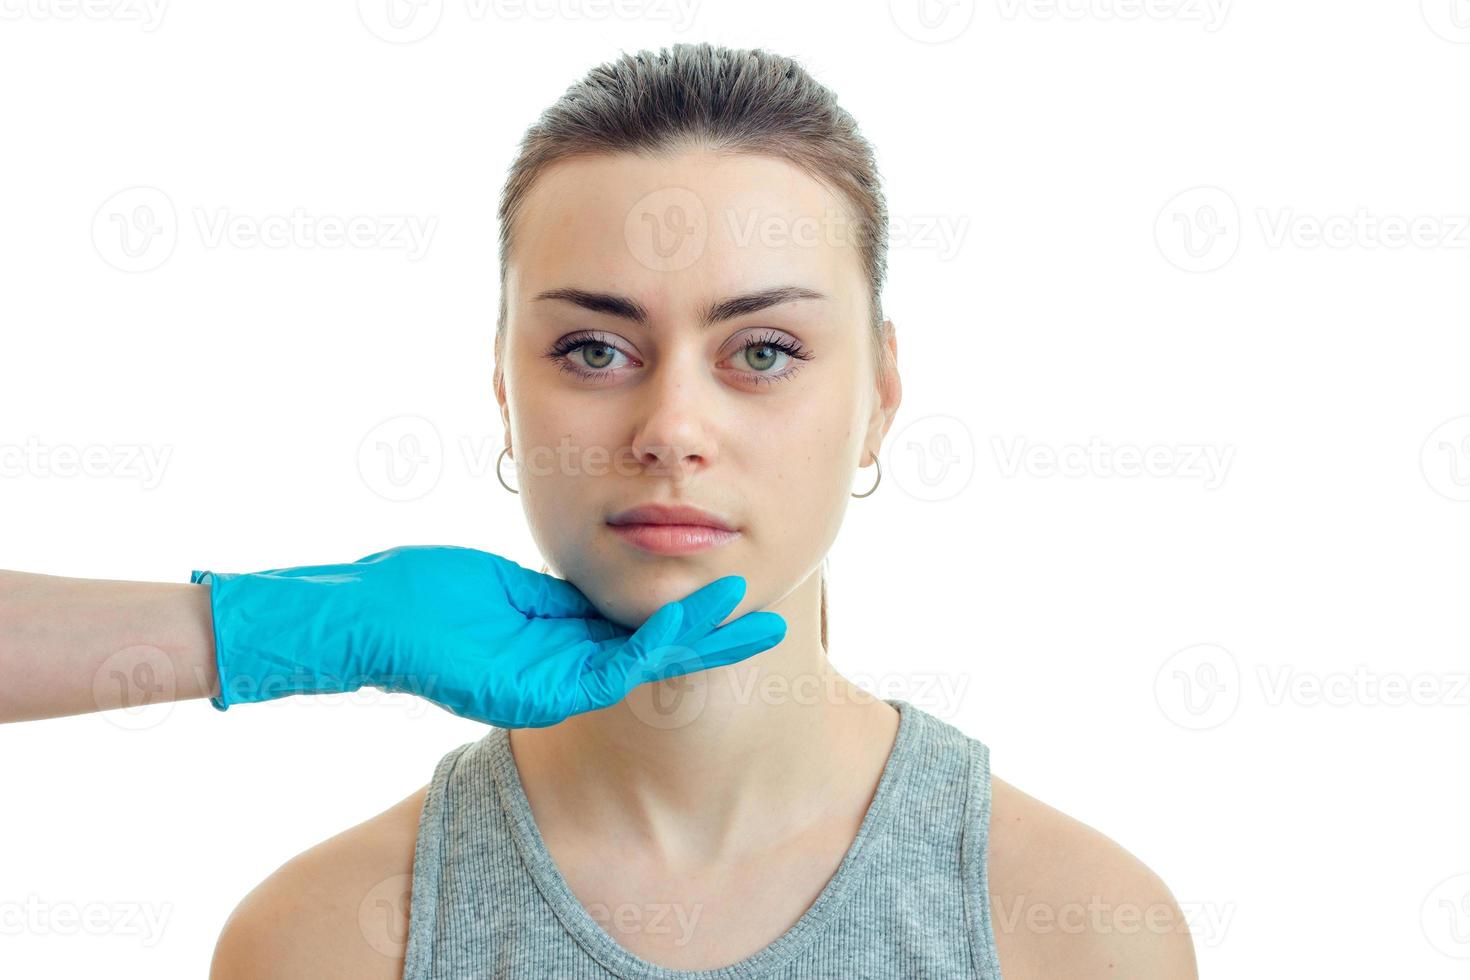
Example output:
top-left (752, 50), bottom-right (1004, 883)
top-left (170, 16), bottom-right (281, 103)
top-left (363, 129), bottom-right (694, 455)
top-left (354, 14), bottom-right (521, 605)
top-left (496, 149), bottom-right (898, 631)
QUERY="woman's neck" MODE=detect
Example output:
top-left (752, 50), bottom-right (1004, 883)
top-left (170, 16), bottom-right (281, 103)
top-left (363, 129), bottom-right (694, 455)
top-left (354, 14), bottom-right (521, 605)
top-left (506, 575), bottom-right (899, 868)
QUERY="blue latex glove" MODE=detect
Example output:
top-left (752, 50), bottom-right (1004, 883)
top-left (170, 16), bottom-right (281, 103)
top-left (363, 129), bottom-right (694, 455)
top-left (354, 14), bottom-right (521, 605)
top-left (189, 544), bottom-right (786, 727)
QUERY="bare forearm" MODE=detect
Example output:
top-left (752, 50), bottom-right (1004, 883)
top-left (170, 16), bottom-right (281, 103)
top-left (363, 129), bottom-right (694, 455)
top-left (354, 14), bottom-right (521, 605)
top-left (0, 570), bottom-right (217, 723)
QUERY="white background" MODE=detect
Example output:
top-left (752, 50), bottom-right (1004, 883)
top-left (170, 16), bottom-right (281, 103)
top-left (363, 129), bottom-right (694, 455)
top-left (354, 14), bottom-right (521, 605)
top-left (3, 1), bottom-right (1469, 976)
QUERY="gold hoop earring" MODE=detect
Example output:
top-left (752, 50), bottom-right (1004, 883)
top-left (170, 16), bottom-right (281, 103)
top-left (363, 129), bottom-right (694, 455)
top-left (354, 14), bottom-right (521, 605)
top-left (851, 450), bottom-right (881, 498)
top-left (497, 446), bottom-right (519, 495)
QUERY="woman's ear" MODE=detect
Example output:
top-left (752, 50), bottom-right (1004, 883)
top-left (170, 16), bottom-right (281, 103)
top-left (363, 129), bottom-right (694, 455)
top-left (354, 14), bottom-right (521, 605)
top-left (493, 360), bottom-right (512, 445)
top-left (493, 324), bottom-right (513, 430)
top-left (866, 318), bottom-right (901, 450)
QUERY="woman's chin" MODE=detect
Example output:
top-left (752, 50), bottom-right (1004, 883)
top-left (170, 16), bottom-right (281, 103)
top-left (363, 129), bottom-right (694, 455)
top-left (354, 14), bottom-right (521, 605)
top-left (576, 569), bottom-right (749, 632)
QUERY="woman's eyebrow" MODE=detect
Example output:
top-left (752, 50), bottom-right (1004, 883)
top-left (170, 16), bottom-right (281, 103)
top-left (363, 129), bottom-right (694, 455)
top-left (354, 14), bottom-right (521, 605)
top-left (532, 285), bottom-right (827, 329)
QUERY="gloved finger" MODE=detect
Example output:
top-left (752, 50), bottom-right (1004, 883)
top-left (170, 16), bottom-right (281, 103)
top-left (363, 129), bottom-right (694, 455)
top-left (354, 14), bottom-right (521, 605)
top-left (577, 574), bottom-right (745, 673)
top-left (497, 559), bottom-right (603, 620)
top-left (581, 617), bottom-right (625, 643)
top-left (665, 575), bottom-right (747, 648)
top-left (642, 611), bottom-right (787, 683)
top-left (575, 600), bottom-right (685, 712)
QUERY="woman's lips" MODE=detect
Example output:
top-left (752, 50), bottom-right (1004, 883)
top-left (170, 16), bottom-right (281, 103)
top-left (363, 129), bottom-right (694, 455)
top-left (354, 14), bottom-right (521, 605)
top-left (607, 523), bottom-right (740, 555)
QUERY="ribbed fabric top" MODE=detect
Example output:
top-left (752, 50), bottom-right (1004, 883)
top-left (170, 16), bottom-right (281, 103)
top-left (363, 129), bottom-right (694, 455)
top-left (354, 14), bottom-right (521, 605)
top-left (403, 697), bottom-right (1004, 979)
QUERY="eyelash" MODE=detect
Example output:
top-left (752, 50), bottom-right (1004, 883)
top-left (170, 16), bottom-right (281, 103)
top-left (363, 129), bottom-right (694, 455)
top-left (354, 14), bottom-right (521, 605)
top-left (543, 330), bottom-right (814, 386)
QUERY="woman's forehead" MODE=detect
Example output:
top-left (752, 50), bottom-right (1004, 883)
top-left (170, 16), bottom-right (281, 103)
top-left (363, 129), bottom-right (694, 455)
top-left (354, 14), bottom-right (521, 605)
top-left (510, 151), bottom-right (868, 313)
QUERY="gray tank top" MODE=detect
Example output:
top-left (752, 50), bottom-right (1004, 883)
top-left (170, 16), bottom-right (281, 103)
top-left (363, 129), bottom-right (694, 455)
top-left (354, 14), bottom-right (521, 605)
top-left (403, 697), bottom-right (1004, 979)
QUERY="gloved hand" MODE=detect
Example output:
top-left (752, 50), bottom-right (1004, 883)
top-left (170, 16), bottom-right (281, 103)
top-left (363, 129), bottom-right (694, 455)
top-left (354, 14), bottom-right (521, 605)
top-left (189, 544), bottom-right (786, 728)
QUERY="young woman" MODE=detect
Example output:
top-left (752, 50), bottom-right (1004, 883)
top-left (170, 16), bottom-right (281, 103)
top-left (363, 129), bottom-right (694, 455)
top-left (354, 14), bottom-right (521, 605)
top-left (209, 43), bottom-right (1198, 979)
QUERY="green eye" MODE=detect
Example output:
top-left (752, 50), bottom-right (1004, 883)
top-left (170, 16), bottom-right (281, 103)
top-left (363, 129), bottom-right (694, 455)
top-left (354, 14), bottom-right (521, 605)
top-left (743, 344), bottom-right (780, 371)
top-left (579, 344), bottom-right (616, 369)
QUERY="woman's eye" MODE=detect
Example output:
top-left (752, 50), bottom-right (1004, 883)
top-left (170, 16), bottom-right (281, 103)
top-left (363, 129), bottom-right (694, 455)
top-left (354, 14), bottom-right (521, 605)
top-left (545, 331), bottom-right (810, 385)
top-left (569, 342), bottom-right (626, 372)
top-left (735, 342), bottom-right (790, 374)
top-left (545, 338), bottom-right (634, 379)
top-left (727, 334), bottom-right (812, 384)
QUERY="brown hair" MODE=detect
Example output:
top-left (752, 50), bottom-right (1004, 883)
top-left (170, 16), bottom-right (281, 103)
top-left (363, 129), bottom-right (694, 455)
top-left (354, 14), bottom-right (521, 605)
top-left (503, 43), bottom-right (891, 654)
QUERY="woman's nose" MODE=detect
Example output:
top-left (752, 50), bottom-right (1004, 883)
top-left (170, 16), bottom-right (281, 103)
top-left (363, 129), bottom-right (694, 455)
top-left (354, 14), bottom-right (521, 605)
top-left (626, 355), bottom-right (718, 475)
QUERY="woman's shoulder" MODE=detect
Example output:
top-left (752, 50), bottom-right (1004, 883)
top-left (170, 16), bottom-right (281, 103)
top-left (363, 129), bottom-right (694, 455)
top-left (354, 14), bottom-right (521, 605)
top-left (984, 774), bottom-right (1199, 980)
top-left (208, 784), bottom-right (429, 980)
